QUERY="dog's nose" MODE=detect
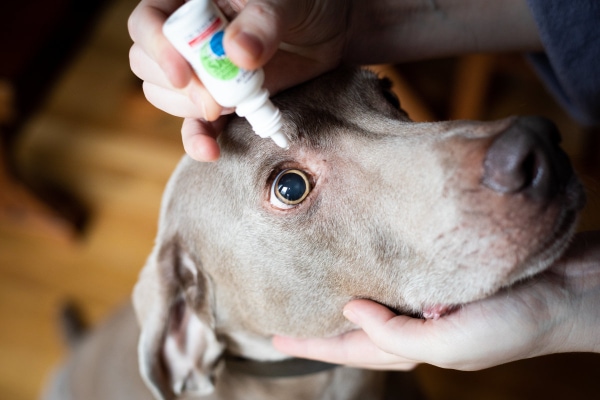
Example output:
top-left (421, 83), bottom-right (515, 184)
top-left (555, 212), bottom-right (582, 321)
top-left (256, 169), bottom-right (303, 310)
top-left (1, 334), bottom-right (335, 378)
top-left (482, 117), bottom-right (573, 200)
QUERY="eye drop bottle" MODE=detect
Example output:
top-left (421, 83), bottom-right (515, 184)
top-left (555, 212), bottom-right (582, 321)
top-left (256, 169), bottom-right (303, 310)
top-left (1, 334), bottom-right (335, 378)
top-left (163, 0), bottom-right (289, 149)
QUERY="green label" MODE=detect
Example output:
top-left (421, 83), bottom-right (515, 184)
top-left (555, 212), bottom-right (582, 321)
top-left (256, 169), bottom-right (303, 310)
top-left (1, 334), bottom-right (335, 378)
top-left (200, 32), bottom-right (239, 81)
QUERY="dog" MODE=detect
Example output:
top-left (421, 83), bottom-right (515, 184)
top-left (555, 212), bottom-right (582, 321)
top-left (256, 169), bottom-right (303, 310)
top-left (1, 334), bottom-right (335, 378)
top-left (42, 67), bottom-right (585, 400)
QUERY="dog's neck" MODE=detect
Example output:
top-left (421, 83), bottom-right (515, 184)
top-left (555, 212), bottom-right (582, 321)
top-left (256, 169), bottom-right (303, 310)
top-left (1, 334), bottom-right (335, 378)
top-left (220, 326), bottom-right (338, 377)
top-left (222, 329), bottom-right (286, 360)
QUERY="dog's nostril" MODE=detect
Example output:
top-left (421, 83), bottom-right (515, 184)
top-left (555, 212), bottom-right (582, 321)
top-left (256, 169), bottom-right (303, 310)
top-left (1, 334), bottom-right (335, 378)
top-left (521, 151), bottom-right (539, 188)
top-left (482, 117), bottom-right (572, 200)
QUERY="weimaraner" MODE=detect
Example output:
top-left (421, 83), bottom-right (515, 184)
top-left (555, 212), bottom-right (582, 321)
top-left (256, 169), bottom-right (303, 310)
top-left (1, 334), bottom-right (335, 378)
top-left (42, 67), bottom-right (585, 400)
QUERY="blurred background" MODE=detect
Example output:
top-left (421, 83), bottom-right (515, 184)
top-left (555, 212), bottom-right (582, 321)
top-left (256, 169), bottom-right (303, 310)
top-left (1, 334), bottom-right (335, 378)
top-left (0, 0), bottom-right (599, 399)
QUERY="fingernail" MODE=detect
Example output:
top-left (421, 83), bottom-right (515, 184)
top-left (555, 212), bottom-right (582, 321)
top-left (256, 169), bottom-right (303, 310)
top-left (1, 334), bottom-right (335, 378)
top-left (230, 31), bottom-right (264, 62)
top-left (220, 107), bottom-right (235, 115)
top-left (343, 309), bottom-right (360, 324)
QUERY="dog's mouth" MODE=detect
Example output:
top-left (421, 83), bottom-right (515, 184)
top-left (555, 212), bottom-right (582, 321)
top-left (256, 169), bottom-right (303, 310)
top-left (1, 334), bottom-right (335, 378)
top-left (421, 304), bottom-right (456, 320)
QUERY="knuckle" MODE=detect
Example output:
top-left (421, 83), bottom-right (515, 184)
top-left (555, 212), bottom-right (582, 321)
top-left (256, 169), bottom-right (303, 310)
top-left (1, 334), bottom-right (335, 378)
top-left (244, 0), bottom-right (283, 25)
top-left (127, 3), bottom-right (142, 40)
top-left (128, 46), bottom-right (143, 77)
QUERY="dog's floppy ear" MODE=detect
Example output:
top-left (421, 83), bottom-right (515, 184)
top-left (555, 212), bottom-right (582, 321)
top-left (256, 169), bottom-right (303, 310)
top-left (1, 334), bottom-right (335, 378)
top-left (133, 236), bottom-right (224, 400)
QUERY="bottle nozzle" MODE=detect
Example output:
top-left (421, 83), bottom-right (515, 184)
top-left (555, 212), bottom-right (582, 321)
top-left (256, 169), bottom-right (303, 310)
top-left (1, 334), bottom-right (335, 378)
top-left (269, 131), bottom-right (290, 149)
top-left (236, 89), bottom-right (289, 149)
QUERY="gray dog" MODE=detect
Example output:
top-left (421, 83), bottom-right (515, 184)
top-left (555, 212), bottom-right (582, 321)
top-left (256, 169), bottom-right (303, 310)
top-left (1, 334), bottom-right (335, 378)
top-left (42, 67), bottom-right (585, 400)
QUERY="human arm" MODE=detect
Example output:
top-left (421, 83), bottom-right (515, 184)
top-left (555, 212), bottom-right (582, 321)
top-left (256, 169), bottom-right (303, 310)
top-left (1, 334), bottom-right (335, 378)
top-left (525, 0), bottom-right (600, 126)
top-left (127, 0), bottom-right (542, 161)
top-left (273, 231), bottom-right (600, 371)
top-left (343, 0), bottom-right (541, 65)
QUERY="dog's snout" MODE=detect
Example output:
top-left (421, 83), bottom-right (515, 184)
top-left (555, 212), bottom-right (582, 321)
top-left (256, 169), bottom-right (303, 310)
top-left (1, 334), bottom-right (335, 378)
top-left (482, 117), bottom-right (573, 200)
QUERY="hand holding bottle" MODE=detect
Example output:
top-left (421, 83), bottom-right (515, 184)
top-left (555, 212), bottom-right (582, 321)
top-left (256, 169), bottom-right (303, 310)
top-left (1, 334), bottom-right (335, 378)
top-left (128, 0), bottom-right (349, 160)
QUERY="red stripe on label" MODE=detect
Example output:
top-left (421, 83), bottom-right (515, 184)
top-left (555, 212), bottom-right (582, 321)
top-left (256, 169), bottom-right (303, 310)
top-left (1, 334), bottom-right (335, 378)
top-left (188, 17), bottom-right (222, 47)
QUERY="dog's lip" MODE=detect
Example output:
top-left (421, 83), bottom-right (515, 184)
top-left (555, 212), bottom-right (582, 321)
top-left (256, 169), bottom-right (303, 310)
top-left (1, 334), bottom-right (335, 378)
top-left (421, 304), bottom-right (457, 320)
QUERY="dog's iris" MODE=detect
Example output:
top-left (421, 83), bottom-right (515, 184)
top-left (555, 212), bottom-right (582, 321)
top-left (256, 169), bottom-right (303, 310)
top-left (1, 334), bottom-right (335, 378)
top-left (274, 169), bottom-right (310, 205)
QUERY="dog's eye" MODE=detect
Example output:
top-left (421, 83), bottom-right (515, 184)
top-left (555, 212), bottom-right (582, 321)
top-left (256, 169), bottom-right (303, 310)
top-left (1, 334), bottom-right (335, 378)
top-left (270, 169), bottom-right (311, 208)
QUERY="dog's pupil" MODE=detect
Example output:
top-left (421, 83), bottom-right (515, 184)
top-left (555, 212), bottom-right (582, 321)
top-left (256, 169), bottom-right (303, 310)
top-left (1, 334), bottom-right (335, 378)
top-left (278, 173), bottom-right (307, 201)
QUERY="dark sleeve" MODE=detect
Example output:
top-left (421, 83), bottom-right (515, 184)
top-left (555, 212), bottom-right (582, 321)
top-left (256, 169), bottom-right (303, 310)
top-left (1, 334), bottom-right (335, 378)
top-left (526, 0), bottom-right (600, 126)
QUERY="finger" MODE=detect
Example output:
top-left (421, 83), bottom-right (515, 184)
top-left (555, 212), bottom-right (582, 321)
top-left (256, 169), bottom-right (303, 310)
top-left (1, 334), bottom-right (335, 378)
top-left (130, 43), bottom-right (174, 88)
top-left (133, 47), bottom-right (227, 121)
top-left (224, 0), bottom-right (301, 70)
top-left (272, 330), bottom-right (417, 371)
top-left (344, 299), bottom-right (490, 368)
top-left (143, 79), bottom-right (228, 122)
top-left (181, 117), bottom-right (228, 162)
top-left (143, 82), bottom-right (204, 119)
top-left (260, 49), bottom-right (339, 95)
top-left (342, 299), bottom-right (400, 334)
top-left (343, 300), bottom-right (443, 360)
top-left (128, 0), bottom-right (193, 88)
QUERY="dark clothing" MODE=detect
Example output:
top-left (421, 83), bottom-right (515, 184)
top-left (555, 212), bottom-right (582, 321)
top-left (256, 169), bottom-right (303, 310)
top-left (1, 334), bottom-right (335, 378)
top-left (526, 0), bottom-right (600, 126)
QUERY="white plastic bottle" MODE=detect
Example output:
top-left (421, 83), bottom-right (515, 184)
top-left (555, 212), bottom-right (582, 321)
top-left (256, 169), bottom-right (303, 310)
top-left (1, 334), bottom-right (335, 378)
top-left (163, 0), bottom-right (289, 149)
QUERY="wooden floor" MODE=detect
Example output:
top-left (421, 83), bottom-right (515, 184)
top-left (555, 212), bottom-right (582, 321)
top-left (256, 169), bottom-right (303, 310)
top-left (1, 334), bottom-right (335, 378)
top-left (0, 1), bottom-right (599, 399)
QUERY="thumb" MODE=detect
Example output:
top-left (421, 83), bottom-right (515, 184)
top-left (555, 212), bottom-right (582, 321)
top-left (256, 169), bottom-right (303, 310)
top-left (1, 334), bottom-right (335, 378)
top-left (224, 0), bottom-right (297, 70)
top-left (343, 300), bottom-right (431, 357)
top-left (343, 299), bottom-right (399, 328)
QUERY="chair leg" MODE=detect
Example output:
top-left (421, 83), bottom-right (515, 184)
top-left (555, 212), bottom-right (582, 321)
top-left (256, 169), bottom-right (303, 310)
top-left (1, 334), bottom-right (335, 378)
top-left (365, 64), bottom-right (436, 123)
top-left (449, 54), bottom-right (496, 121)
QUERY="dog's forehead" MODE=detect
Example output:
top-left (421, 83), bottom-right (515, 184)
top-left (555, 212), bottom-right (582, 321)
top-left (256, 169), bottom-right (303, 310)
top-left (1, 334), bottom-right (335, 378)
top-left (220, 67), bottom-right (410, 162)
top-left (274, 68), bottom-right (405, 134)
top-left (275, 67), bottom-right (385, 112)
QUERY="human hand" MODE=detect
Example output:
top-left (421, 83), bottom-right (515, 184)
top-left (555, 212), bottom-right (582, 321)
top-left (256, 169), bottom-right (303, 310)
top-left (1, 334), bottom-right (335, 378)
top-left (128, 0), bottom-right (542, 161)
top-left (273, 231), bottom-right (600, 371)
top-left (128, 0), bottom-right (349, 161)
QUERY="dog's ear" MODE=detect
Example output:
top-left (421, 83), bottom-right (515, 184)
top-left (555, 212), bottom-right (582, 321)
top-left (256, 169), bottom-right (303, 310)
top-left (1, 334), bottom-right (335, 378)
top-left (133, 237), bottom-right (224, 400)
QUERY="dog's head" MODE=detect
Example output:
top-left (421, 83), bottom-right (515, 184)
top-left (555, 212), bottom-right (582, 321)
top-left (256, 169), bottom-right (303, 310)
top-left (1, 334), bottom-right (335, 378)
top-left (134, 67), bottom-right (585, 399)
